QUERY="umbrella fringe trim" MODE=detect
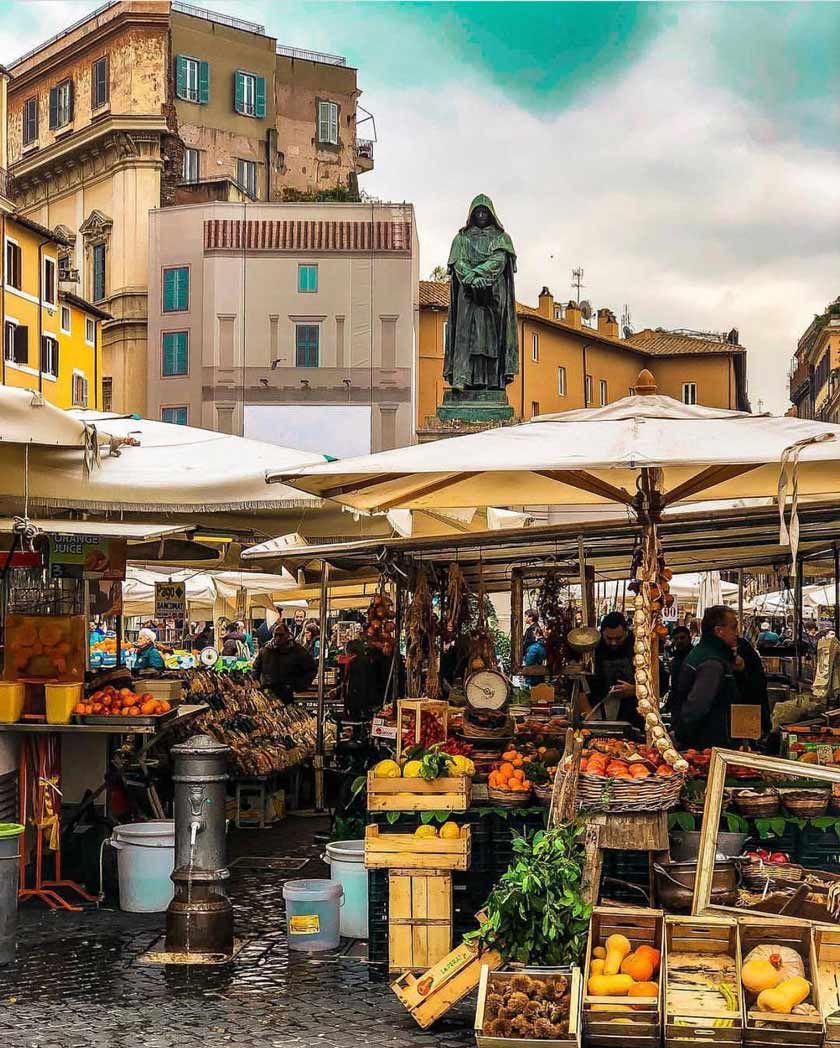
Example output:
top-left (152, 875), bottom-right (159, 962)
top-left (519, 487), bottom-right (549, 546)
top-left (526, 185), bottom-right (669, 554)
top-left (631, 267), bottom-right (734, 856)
top-left (25, 497), bottom-right (322, 513)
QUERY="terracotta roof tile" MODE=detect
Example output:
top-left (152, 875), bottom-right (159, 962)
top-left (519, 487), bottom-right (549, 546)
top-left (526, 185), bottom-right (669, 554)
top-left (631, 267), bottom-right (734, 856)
top-left (626, 328), bottom-right (745, 356)
top-left (419, 280), bottom-right (450, 307)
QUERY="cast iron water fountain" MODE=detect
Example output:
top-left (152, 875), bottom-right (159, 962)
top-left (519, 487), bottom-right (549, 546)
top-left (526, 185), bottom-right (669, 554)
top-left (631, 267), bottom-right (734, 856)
top-left (165, 735), bottom-right (234, 960)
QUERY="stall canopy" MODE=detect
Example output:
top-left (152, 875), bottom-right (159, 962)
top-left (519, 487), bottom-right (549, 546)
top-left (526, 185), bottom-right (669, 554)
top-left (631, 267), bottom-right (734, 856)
top-left (122, 566), bottom-right (304, 618)
top-left (0, 387), bottom-right (111, 448)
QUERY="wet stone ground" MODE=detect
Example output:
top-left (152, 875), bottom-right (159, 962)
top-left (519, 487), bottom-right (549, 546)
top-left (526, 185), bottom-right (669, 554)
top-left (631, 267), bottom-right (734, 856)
top-left (0, 817), bottom-right (475, 1048)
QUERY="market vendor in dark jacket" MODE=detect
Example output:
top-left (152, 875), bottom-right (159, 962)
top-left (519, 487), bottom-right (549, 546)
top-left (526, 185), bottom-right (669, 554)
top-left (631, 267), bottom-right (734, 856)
top-left (673, 605), bottom-right (739, 749)
top-left (252, 621), bottom-right (317, 704)
top-left (590, 612), bottom-right (643, 726)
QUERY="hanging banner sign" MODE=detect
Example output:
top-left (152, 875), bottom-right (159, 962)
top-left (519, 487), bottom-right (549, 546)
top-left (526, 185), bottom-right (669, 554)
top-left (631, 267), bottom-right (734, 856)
top-left (155, 581), bottom-right (186, 627)
top-left (49, 534), bottom-right (126, 580)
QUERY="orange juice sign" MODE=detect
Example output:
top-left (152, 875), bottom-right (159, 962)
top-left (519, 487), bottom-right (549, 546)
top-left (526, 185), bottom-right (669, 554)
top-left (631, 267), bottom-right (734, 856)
top-left (49, 535), bottom-right (126, 580)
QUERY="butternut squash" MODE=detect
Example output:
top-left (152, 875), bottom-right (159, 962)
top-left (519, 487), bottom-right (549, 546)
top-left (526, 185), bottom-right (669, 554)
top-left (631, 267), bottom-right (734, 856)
top-left (635, 945), bottom-right (661, 974)
top-left (621, 950), bottom-right (655, 982)
top-left (590, 959), bottom-right (606, 977)
top-left (591, 1004), bottom-right (633, 1012)
top-left (757, 977), bottom-right (810, 1014)
top-left (742, 957), bottom-right (783, 995)
top-left (588, 974), bottom-right (634, 997)
top-left (593, 946), bottom-right (607, 959)
top-left (603, 934), bottom-right (632, 976)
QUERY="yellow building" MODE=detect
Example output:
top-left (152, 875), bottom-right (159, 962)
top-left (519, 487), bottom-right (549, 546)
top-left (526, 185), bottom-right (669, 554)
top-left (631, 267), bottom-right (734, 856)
top-left (1, 209), bottom-right (108, 409)
top-left (417, 282), bottom-right (749, 432)
top-left (788, 298), bottom-right (840, 421)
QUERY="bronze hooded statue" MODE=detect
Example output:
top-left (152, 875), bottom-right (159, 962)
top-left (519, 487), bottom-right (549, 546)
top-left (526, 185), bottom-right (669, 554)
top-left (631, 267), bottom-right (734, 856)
top-left (443, 194), bottom-right (518, 394)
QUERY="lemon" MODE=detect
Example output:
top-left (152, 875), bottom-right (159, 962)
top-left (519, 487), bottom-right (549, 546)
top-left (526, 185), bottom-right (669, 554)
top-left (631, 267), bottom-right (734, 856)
top-left (402, 759), bottom-right (423, 778)
top-left (450, 755), bottom-right (476, 777)
top-left (415, 825), bottom-right (438, 839)
top-left (439, 822), bottom-right (461, 840)
top-left (372, 759), bottom-right (401, 779)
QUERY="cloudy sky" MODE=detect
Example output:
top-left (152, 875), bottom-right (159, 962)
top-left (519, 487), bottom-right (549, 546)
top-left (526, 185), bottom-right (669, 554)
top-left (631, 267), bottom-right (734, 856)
top-left (3, 1), bottom-right (839, 412)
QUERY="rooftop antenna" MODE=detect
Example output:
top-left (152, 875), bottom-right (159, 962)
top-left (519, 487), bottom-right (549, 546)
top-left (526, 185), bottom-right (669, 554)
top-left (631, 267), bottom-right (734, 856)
top-left (621, 303), bottom-right (634, 340)
top-left (571, 267), bottom-right (585, 305)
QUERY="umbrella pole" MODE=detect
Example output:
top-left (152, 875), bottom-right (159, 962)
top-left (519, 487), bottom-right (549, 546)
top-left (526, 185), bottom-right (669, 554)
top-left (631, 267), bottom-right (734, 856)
top-left (834, 545), bottom-right (839, 637)
top-left (738, 569), bottom-right (744, 632)
top-left (795, 554), bottom-right (803, 681)
top-left (314, 558), bottom-right (330, 812)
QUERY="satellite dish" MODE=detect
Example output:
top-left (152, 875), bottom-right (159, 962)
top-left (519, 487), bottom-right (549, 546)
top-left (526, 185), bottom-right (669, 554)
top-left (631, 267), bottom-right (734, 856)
top-left (579, 300), bottom-right (593, 321)
top-left (200, 646), bottom-right (219, 667)
top-left (465, 669), bottom-right (510, 711)
top-left (623, 325), bottom-right (635, 340)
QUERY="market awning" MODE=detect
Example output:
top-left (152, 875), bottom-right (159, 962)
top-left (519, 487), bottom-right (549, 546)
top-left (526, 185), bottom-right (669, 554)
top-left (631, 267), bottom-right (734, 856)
top-left (0, 387), bottom-right (111, 448)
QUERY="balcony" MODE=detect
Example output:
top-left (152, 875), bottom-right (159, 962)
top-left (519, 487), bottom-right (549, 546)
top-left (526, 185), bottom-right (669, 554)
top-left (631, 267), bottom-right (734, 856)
top-left (789, 359), bottom-right (810, 401)
top-left (276, 44), bottom-right (346, 66)
top-left (356, 138), bottom-right (374, 173)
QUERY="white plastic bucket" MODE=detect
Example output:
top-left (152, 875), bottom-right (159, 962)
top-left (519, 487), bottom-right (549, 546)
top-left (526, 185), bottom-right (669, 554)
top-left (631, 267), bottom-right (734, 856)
top-left (324, 839), bottom-right (368, 939)
top-left (110, 821), bottom-right (175, 913)
top-left (282, 878), bottom-right (343, 951)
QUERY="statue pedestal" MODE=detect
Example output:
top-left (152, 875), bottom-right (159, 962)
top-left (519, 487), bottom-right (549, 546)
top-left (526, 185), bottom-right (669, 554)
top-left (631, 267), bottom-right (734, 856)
top-left (436, 388), bottom-right (514, 423)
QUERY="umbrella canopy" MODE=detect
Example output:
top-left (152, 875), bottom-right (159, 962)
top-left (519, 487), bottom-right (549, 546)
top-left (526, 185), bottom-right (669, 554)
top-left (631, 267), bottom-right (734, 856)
top-left (668, 572), bottom-right (738, 601)
top-left (122, 566), bottom-right (301, 617)
top-left (272, 375), bottom-right (840, 515)
top-left (0, 387), bottom-right (110, 448)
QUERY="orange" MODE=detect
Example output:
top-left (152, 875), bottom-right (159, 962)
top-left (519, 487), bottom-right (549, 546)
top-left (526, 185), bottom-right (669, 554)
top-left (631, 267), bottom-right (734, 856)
top-left (128, 706), bottom-right (140, 716)
top-left (498, 762), bottom-right (514, 778)
top-left (512, 768), bottom-right (525, 781)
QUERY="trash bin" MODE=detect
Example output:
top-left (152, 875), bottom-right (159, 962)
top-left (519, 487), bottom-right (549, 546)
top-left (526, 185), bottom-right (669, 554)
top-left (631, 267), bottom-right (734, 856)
top-left (0, 823), bottom-right (24, 965)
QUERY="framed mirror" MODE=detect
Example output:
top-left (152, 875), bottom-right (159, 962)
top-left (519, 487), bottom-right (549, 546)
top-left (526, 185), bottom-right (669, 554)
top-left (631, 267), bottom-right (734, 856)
top-left (692, 747), bottom-right (840, 923)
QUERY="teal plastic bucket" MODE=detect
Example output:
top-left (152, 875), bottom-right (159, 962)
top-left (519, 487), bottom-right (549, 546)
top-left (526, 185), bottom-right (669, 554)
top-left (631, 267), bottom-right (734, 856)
top-left (282, 878), bottom-right (343, 951)
top-left (110, 821), bottom-right (175, 913)
top-left (324, 840), bottom-right (367, 939)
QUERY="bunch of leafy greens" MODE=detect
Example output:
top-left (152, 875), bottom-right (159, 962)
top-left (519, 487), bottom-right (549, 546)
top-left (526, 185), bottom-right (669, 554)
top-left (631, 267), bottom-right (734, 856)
top-left (467, 823), bottom-right (591, 966)
top-left (403, 743), bottom-right (456, 781)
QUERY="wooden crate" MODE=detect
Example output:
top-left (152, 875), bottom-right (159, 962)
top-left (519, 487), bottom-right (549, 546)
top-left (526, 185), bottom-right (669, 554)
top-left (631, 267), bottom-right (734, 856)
top-left (366, 772), bottom-right (471, 812)
top-left (389, 869), bottom-right (453, 973)
top-left (396, 698), bottom-right (448, 760)
top-left (583, 906), bottom-right (664, 1048)
top-left (813, 927), bottom-right (840, 1046)
top-left (475, 965), bottom-right (582, 1048)
top-left (739, 917), bottom-right (824, 1048)
top-left (365, 824), bottom-right (471, 871)
top-left (664, 915), bottom-right (743, 1048)
top-left (392, 931), bottom-right (503, 1029)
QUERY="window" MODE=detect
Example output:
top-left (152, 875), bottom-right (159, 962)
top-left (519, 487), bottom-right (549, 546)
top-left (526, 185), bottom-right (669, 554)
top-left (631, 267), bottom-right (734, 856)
top-left (48, 79), bottom-right (73, 130)
top-left (183, 147), bottom-right (199, 183)
top-left (531, 401), bottom-right (540, 417)
top-left (40, 335), bottom-right (59, 377)
top-left (91, 56), bottom-right (109, 109)
top-left (85, 317), bottom-right (95, 346)
top-left (298, 264), bottom-right (318, 293)
top-left (317, 100), bottom-right (339, 145)
top-left (4, 322), bottom-right (27, 365)
top-left (58, 252), bottom-right (72, 279)
top-left (60, 305), bottom-right (71, 334)
top-left (5, 240), bottom-right (21, 289)
top-left (22, 97), bottom-right (38, 146)
top-left (234, 70), bottom-right (266, 118)
top-left (585, 373), bottom-right (593, 405)
top-left (557, 366), bottom-right (567, 396)
top-left (102, 377), bottom-right (112, 411)
top-left (43, 258), bottom-right (56, 306)
top-left (295, 324), bottom-right (319, 368)
top-left (682, 382), bottom-right (697, 405)
top-left (163, 266), bottom-right (189, 312)
top-left (236, 158), bottom-right (257, 197)
top-left (162, 331), bottom-right (188, 376)
top-left (162, 406), bottom-right (188, 426)
top-left (531, 332), bottom-right (539, 362)
top-left (175, 55), bottom-right (209, 103)
top-left (92, 243), bottom-right (106, 302)
top-left (599, 378), bottom-right (608, 406)
top-left (72, 371), bottom-right (89, 408)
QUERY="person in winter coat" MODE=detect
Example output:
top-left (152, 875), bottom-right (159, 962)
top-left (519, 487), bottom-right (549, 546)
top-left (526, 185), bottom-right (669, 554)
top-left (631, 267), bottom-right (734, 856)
top-left (673, 605), bottom-right (739, 749)
top-left (252, 621), bottom-right (317, 703)
top-left (590, 612), bottom-right (642, 725)
top-left (133, 627), bottom-right (166, 671)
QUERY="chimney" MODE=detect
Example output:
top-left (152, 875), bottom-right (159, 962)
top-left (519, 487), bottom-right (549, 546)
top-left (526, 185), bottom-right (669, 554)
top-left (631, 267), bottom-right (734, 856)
top-left (597, 307), bottom-right (619, 339)
top-left (727, 327), bottom-right (740, 346)
top-left (565, 300), bottom-right (581, 329)
top-left (537, 286), bottom-right (554, 319)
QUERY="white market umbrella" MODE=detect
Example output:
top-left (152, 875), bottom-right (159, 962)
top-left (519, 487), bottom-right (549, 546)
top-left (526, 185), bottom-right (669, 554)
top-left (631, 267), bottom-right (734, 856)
top-left (669, 572), bottom-right (738, 602)
top-left (696, 571), bottom-right (723, 618)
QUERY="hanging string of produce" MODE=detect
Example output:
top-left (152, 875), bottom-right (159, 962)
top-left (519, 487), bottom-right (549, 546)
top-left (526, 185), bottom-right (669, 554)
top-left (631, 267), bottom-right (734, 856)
top-left (405, 566), bottom-right (440, 698)
top-left (536, 569), bottom-right (575, 674)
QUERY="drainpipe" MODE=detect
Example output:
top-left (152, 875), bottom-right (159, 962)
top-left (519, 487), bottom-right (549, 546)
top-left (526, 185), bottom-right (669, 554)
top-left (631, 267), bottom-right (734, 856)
top-left (37, 235), bottom-right (49, 394)
top-left (582, 342), bottom-right (588, 405)
top-left (519, 317), bottom-right (525, 419)
top-left (93, 312), bottom-right (99, 409)
top-left (1, 211), bottom-right (5, 387)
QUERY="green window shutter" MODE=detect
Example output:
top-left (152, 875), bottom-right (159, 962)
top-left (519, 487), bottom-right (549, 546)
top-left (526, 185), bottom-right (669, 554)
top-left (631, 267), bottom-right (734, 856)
top-left (178, 332), bottom-right (188, 373)
top-left (199, 61), bottom-right (210, 103)
top-left (178, 268), bottom-right (189, 310)
top-left (175, 56), bottom-right (186, 99)
top-left (163, 332), bottom-right (187, 375)
top-left (163, 270), bottom-right (175, 312)
top-left (255, 75), bottom-right (266, 118)
top-left (317, 101), bottom-right (328, 142)
top-left (234, 71), bottom-right (244, 114)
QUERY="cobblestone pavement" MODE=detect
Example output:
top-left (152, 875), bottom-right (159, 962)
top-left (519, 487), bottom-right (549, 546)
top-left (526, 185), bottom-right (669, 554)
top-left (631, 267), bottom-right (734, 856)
top-left (0, 817), bottom-right (475, 1048)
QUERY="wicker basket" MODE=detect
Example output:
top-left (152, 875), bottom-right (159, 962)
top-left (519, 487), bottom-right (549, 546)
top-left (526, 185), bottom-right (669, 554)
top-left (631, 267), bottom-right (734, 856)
top-left (731, 788), bottom-right (781, 818)
top-left (572, 769), bottom-right (684, 813)
top-left (533, 783), bottom-right (553, 807)
top-left (740, 857), bottom-right (805, 891)
top-left (781, 789), bottom-right (830, 818)
top-left (487, 785), bottom-right (533, 807)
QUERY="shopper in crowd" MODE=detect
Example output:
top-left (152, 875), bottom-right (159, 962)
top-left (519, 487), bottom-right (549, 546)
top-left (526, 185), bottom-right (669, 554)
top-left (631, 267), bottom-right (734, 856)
top-left (665, 625), bottom-right (693, 713)
top-left (133, 627), bottom-right (166, 671)
top-left (338, 638), bottom-right (390, 719)
top-left (221, 621), bottom-right (251, 660)
top-left (191, 620), bottom-right (213, 650)
top-left (252, 621), bottom-right (317, 704)
top-left (757, 620), bottom-right (780, 646)
top-left (590, 611), bottom-right (643, 725)
top-left (142, 619), bottom-right (159, 638)
top-left (290, 607), bottom-right (307, 641)
top-left (523, 625), bottom-right (548, 684)
top-left (672, 605), bottom-right (739, 749)
top-left (255, 617), bottom-right (273, 648)
top-left (236, 619), bottom-right (256, 655)
top-left (302, 621), bottom-right (321, 662)
top-left (734, 634), bottom-right (771, 735)
top-left (89, 621), bottom-right (106, 645)
top-left (523, 608), bottom-right (540, 650)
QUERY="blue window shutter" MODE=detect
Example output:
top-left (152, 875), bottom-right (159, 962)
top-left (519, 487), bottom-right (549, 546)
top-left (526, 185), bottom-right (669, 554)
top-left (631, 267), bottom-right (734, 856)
top-left (178, 332), bottom-right (188, 373)
top-left (255, 75), bottom-right (266, 118)
top-left (234, 71), bottom-right (244, 114)
top-left (199, 61), bottom-right (210, 104)
top-left (163, 334), bottom-right (173, 375)
top-left (163, 270), bottom-right (175, 312)
top-left (175, 56), bottom-right (186, 98)
top-left (178, 268), bottom-right (189, 310)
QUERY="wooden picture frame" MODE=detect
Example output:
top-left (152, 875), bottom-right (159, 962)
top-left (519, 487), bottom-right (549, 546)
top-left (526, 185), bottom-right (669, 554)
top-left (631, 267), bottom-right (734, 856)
top-left (692, 747), bottom-right (840, 921)
top-left (510, 566), bottom-right (595, 669)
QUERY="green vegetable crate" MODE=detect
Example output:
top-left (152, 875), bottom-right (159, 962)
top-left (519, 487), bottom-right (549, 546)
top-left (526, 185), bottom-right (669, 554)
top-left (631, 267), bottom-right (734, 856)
top-left (583, 906), bottom-right (664, 1048)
